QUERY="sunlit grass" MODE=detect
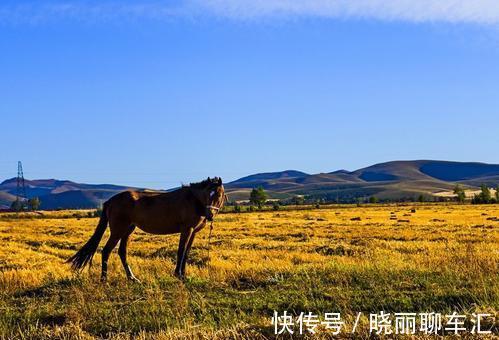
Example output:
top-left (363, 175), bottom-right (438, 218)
top-left (0, 204), bottom-right (497, 338)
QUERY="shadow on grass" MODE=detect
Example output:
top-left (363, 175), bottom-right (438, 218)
top-left (14, 277), bottom-right (82, 298)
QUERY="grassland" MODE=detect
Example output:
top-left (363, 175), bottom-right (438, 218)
top-left (0, 204), bottom-right (497, 339)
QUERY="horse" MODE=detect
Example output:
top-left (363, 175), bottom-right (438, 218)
top-left (67, 177), bottom-right (226, 281)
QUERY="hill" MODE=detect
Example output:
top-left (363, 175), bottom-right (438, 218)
top-left (225, 160), bottom-right (499, 202)
top-left (0, 178), bottom-right (142, 210)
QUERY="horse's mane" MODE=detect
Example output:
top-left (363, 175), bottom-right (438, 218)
top-left (183, 177), bottom-right (220, 189)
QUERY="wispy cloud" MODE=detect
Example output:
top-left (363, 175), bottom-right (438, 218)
top-left (0, 2), bottom-right (189, 25)
top-left (194, 0), bottom-right (499, 24)
top-left (2, 1), bottom-right (499, 25)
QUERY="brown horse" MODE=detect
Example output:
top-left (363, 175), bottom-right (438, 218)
top-left (67, 177), bottom-right (225, 281)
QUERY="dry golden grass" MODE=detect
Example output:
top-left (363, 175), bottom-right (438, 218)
top-left (0, 204), bottom-right (498, 339)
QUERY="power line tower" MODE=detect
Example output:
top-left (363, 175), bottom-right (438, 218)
top-left (16, 161), bottom-right (27, 200)
top-left (14, 161), bottom-right (27, 210)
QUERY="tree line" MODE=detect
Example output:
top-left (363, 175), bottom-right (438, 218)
top-left (241, 184), bottom-right (499, 210)
top-left (10, 197), bottom-right (41, 211)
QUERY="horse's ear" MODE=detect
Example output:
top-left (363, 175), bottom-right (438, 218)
top-left (218, 177), bottom-right (222, 185)
top-left (207, 177), bottom-right (210, 181)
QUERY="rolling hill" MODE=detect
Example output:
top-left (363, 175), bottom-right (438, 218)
top-left (0, 178), bottom-right (143, 210)
top-left (1, 160), bottom-right (499, 209)
top-left (225, 160), bottom-right (499, 202)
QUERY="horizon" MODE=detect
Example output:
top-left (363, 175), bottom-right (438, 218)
top-left (2, 158), bottom-right (499, 189)
top-left (2, 1), bottom-right (499, 188)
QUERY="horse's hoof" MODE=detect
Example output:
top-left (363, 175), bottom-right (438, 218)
top-left (174, 272), bottom-right (185, 281)
top-left (128, 276), bottom-right (141, 283)
top-left (100, 276), bottom-right (107, 283)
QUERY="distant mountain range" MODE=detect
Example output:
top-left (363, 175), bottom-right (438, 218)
top-left (1, 160), bottom-right (499, 209)
top-left (0, 179), bottom-right (144, 210)
top-left (225, 160), bottom-right (499, 201)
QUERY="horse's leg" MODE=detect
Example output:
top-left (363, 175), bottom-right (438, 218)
top-left (101, 218), bottom-right (129, 282)
top-left (174, 227), bottom-right (193, 279)
top-left (180, 220), bottom-right (207, 276)
top-left (118, 225), bottom-right (139, 282)
top-left (180, 231), bottom-right (197, 276)
top-left (101, 233), bottom-right (120, 282)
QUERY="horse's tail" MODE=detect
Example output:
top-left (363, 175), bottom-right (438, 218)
top-left (67, 202), bottom-right (109, 271)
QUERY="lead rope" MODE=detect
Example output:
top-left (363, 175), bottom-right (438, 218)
top-left (207, 220), bottom-right (214, 259)
top-left (206, 220), bottom-right (214, 276)
top-left (205, 193), bottom-right (225, 277)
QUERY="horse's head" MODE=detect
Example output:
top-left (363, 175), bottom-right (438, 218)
top-left (192, 177), bottom-right (226, 221)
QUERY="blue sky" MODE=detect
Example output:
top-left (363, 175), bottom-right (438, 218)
top-left (1, 1), bottom-right (499, 189)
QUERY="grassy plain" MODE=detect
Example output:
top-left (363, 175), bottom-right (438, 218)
top-left (0, 204), bottom-right (498, 339)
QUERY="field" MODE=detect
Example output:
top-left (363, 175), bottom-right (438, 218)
top-left (0, 204), bottom-right (498, 339)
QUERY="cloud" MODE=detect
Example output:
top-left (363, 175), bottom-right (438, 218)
top-left (194, 0), bottom-right (499, 24)
top-left (0, 2), bottom-right (188, 25)
top-left (2, 1), bottom-right (499, 25)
